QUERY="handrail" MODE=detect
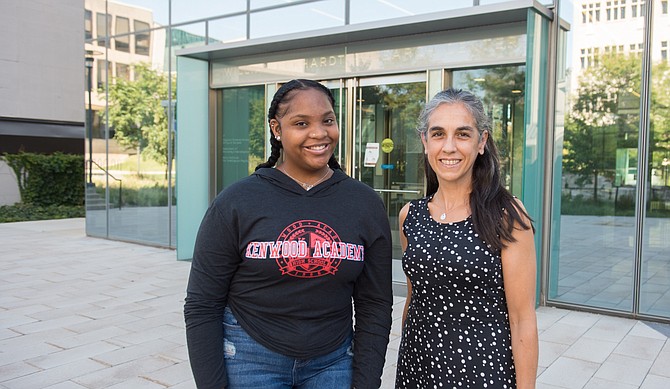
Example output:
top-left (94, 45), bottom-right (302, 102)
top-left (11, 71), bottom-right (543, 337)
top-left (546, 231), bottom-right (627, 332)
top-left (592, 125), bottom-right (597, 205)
top-left (89, 160), bottom-right (123, 209)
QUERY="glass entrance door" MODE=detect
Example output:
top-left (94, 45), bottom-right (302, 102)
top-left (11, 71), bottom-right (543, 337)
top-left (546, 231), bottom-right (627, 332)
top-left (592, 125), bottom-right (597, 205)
top-left (452, 65), bottom-right (526, 196)
top-left (350, 74), bottom-right (427, 284)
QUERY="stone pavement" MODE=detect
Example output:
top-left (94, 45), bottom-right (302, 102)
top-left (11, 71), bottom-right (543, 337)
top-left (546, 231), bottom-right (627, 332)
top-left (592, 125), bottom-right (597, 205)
top-left (1, 218), bottom-right (669, 388)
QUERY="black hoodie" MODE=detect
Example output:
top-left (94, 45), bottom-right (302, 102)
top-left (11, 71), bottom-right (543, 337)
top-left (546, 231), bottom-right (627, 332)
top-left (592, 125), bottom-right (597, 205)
top-left (184, 168), bottom-right (393, 389)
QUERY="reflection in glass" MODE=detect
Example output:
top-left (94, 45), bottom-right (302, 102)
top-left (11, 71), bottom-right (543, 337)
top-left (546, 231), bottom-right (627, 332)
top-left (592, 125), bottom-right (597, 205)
top-left (171, 0), bottom-right (247, 24)
top-left (169, 23), bottom-right (211, 69)
top-left (250, 0), bottom-right (344, 39)
top-left (640, 22), bottom-right (670, 317)
top-left (85, 9), bottom-right (92, 40)
top-left (134, 21), bottom-right (151, 55)
top-left (552, 51), bottom-right (642, 312)
top-left (219, 86), bottom-right (266, 191)
top-left (103, 62), bottom-right (176, 247)
top-left (115, 16), bottom-right (130, 52)
top-left (354, 78), bottom-right (426, 283)
top-left (453, 65), bottom-right (526, 196)
top-left (96, 12), bottom-right (109, 47)
top-left (322, 80), bottom-right (348, 173)
top-left (110, 0), bottom-right (169, 26)
top-left (350, 0), bottom-right (474, 24)
top-left (208, 16), bottom-right (247, 43)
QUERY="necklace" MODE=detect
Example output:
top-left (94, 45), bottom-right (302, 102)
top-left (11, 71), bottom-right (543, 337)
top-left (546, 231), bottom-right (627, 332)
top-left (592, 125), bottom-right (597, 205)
top-left (279, 167), bottom-right (331, 191)
top-left (436, 198), bottom-right (466, 221)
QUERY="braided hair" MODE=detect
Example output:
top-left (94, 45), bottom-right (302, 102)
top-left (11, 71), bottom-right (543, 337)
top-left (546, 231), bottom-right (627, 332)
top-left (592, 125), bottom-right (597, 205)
top-left (255, 79), bottom-right (342, 171)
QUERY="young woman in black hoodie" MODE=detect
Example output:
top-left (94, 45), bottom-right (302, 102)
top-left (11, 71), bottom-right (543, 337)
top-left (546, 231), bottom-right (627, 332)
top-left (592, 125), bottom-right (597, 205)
top-left (184, 79), bottom-right (393, 389)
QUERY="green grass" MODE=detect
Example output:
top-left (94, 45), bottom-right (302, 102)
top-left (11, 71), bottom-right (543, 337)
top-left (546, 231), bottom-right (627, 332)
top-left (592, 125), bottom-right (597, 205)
top-left (0, 203), bottom-right (85, 223)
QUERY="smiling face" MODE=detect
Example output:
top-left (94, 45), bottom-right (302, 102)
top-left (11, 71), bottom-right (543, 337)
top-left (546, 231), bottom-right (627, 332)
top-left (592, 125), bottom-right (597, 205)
top-left (422, 102), bottom-right (488, 189)
top-left (270, 87), bottom-right (339, 181)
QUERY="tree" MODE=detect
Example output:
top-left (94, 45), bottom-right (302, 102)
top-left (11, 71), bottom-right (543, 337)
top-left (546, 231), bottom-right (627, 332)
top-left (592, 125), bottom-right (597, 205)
top-left (104, 63), bottom-right (176, 171)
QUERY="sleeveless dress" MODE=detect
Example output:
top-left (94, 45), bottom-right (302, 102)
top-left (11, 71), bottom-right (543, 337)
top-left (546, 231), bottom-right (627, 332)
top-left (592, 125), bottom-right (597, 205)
top-left (395, 197), bottom-right (516, 389)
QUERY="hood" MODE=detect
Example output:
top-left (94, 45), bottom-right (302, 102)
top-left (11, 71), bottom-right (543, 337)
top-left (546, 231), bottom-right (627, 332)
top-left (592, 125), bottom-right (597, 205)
top-left (253, 167), bottom-right (349, 196)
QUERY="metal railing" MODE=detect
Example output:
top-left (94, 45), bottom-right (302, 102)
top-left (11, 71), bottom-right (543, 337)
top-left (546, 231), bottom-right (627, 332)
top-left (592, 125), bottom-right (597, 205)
top-left (89, 160), bottom-right (123, 209)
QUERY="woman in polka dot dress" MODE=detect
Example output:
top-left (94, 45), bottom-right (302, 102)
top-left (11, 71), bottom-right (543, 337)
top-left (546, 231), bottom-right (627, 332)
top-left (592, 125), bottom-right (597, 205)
top-left (395, 89), bottom-right (538, 389)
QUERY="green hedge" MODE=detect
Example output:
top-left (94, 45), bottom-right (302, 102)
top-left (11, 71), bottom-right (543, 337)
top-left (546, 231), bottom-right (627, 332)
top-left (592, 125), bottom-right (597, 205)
top-left (2, 152), bottom-right (84, 206)
top-left (0, 204), bottom-right (85, 223)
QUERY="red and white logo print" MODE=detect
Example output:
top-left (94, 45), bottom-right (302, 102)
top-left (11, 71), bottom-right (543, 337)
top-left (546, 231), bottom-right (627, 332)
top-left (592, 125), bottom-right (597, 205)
top-left (276, 220), bottom-right (342, 278)
top-left (244, 220), bottom-right (364, 279)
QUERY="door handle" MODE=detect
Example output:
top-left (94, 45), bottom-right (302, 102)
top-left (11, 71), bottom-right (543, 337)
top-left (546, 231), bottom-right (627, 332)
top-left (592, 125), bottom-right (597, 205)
top-left (373, 189), bottom-right (422, 194)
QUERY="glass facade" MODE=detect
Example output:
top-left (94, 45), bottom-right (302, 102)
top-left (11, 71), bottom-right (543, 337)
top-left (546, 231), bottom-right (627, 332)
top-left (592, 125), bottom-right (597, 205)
top-left (85, 0), bottom-right (670, 322)
top-left (549, 0), bottom-right (670, 321)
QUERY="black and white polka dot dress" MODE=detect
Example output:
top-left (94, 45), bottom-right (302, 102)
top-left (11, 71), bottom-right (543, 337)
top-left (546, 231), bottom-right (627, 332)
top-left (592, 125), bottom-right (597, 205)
top-left (395, 197), bottom-right (515, 389)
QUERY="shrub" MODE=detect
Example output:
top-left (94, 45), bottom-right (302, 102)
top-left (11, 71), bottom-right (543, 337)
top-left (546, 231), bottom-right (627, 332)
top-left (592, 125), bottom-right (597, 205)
top-left (2, 152), bottom-right (84, 206)
top-left (0, 204), bottom-right (85, 223)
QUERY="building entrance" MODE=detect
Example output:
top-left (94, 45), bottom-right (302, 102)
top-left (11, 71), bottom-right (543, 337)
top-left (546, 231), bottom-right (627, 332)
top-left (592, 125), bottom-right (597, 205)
top-left (321, 75), bottom-right (426, 285)
top-left (214, 68), bottom-right (525, 288)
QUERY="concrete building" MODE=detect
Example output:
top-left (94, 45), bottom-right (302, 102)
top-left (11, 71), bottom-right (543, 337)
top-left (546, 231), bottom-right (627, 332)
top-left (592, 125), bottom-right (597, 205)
top-left (0, 0), bottom-right (84, 205)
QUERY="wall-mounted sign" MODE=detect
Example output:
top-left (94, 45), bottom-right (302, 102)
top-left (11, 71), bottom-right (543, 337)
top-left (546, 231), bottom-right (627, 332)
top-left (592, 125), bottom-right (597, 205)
top-left (364, 143), bottom-right (379, 167)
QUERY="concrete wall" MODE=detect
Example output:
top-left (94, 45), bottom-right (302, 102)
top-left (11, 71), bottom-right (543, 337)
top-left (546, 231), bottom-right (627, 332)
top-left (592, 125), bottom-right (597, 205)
top-left (0, 161), bottom-right (21, 206)
top-left (0, 0), bottom-right (84, 123)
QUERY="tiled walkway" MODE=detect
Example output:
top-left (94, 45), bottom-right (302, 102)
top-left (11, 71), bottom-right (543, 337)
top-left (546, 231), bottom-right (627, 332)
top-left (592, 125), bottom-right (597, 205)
top-left (1, 218), bottom-right (668, 388)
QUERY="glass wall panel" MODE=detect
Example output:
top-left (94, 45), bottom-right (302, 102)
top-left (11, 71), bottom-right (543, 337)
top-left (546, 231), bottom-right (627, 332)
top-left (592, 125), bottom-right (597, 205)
top-left (106, 64), bottom-right (176, 246)
top-left (172, 0), bottom-right (247, 24)
top-left (111, 0), bottom-right (169, 26)
top-left (208, 16), bottom-right (247, 43)
top-left (549, 4), bottom-right (643, 311)
top-left (250, 0), bottom-right (344, 39)
top-left (219, 86), bottom-right (266, 191)
top-left (170, 22), bottom-right (210, 69)
top-left (480, 0), bottom-right (555, 5)
top-left (349, 0), bottom-right (475, 24)
top-left (640, 3), bottom-right (670, 318)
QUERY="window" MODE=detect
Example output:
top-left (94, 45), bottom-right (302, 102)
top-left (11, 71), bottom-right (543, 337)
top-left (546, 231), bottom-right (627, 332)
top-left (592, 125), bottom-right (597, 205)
top-left (85, 10), bottom-right (92, 40)
top-left (630, 42), bottom-right (643, 56)
top-left (115, 16), bottom-right (130, 52)
top-left (97, 60), bottom-right (111, 89)
top-left (606, 1), bottom-right (625, 20)
top-left (116, 63), bottom-right (130, 81)
top-left (134, 20), bottom-right (151, 56)
top-left (631, 0), bottom-right (644, 17)
top-left (96, 12), bottom-right (110, 47)
top-left (662, 0), bottom-right (668, 14)
top-left (662, 41), bottom-right (668, 62)
top-left (582, 3), bottom-right (601, 23)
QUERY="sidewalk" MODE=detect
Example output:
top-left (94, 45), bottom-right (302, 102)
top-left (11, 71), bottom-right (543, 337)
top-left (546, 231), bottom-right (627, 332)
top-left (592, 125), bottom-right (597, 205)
top-left (0, 218), bottom-right (668, 388)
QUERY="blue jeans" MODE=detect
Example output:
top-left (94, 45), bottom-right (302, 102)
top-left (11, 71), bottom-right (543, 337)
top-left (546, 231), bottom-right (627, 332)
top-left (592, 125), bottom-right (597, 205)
top-left (222, 307), bottom-right (354, 389)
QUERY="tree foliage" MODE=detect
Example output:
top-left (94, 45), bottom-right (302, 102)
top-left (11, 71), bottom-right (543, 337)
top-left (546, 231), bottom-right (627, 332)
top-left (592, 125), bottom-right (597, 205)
top-left (104, 63), bottom-right (176, 167)
top-left (563, 54), bottom-right (641, 200)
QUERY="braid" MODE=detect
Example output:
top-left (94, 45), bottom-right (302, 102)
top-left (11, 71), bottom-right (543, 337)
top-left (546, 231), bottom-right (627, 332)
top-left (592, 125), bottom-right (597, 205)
top-left (328, 155), bottom-right (342, 171)
top-left (255, 136), bottom-right (282, 170)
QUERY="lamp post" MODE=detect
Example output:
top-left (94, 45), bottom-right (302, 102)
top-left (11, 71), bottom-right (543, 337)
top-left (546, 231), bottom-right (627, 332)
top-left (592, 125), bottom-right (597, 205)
top-left (85, 55), bottom-right (94, 186)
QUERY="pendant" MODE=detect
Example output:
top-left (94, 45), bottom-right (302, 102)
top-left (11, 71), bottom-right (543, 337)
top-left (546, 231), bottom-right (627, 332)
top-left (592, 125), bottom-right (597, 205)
top-left (440, 213), bottom-right (446, 220)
